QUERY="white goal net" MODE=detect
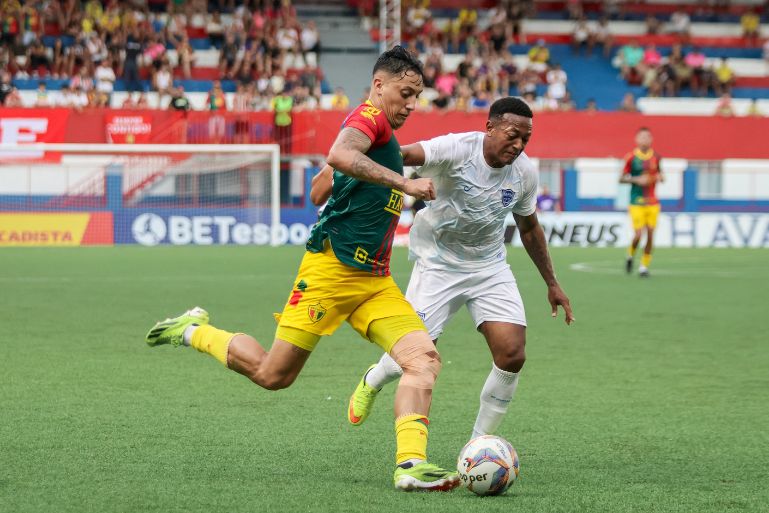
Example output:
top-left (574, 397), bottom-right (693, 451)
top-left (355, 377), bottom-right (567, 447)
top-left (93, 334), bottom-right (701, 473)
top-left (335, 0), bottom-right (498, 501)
top-left (0, 143), bottom-right (281, 246)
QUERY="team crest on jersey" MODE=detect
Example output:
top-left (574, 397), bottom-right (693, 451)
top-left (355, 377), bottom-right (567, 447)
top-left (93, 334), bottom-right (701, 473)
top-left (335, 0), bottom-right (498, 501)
top-left (501, 189), bottom-right (515, 207)
top-left (308, 302), bottom-right (327, 323)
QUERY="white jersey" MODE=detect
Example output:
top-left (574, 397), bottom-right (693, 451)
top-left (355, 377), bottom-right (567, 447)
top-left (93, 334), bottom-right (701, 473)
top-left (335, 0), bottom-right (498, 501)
top-left (408, 131), bottom-right (538, 271)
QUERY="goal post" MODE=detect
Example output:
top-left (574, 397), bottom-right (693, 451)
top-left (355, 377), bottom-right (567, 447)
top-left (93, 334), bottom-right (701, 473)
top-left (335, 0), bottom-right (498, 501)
top-left (0, 143), bottom-right (283, 246)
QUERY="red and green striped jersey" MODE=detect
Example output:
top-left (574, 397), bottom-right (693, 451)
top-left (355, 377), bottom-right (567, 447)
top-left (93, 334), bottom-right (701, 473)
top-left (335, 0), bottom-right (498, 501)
top-left (306, 101), bottom-right (404, 276)
top-left (623, 148), bottom-right (662, 206)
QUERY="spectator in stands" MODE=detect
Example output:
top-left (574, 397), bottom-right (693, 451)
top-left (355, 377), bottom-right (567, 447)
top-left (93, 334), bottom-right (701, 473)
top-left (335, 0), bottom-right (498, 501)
top-left (714, 93), bottom-right (735, 117)
top-left (714, 57), bottom-right (735, 96)
top-left (645, 15), bottom-right (661, 36)
top-left (746, 99), bottom-right (764, 117)
top-left (169, 86), bottom-right (191, 111)
top-left (276, 19), bottom-right (301, 65)
top-left (3, 85), bottom-right (22, 107)
top-left (70, 66), bottom-right (94, 93)
top-left (546, 63), bottom-right (568, 103)
top-left (642, 44), bottom-right (662, 69)
top-left (121, 93), bottom-right (137, 109)
top-left (293, 85), bottom-right (317, 111)
top-left (619, 92), bottom-right (639, 112)
top-left (521, 91), bottom-right (537, 112)
top-left (87, 33), bottom-right (109, 70)
top-left (0, 71), bottom-right (13, 105)
top-left (21, 1), bottom-right (42, 47)
top-left (175, 36), bottom-right (196, 81)
top-left (69, 85), bottom-right (89, 111)
top-left (143, 34), bottom-right (167, 72)
top-left (669, 9), bottom-right (691, 41)
top-left (741, 9), bottom-right (760, 45)
top-left (669, 46), bottom-right (692, 94)
top-left (206, 80), bottom-right (227, 111)
top-left (488, 23), bottom-right (509, 57)
top-left (619, 40), bottom-right (644, 82)
top-left (51, 38), bottom-right (66, 79)
top-left (559, 90), bottom-right (577, 111)
top-left (572, 17), bottom-right (591, 55)
top-left (58, 84), bottom-right (74, 108)
top-left (206, 11), bottom-right (224, 48)
top-left (406, 0), bottom-right (432, 37)
top-left (330, 87), bottom-right (349, 111)
top-left (527, 39), bottom-right (550, 72)
top-left (152, 62), bottom-right (173, 99)
top-left (271, 86), bottom-right (294, 155)
top-left (300, 20), bottom-right (320, 66)
top-left (589, 16), bottom-right (613, 57)
top-left (34, 81), bottom-right (49, 106)
top-left (123, 27), bottom-right (143, 93)
top-left (537, 185), bottom-right (559, 212)
top-left (219, 33), bottom-right (241, 79)
top-left (585, 98), bottom-right (598, 112)
top-left (432, 88), bottom-right (452, 111)
top-left (684, 47), bottom-right (707, 96)
top-left (27, 39), bottom-right (51, 77)
top-left (94, 58), bottom-right (116, 107)
top-left (135, 92), bottom-right (149, 109)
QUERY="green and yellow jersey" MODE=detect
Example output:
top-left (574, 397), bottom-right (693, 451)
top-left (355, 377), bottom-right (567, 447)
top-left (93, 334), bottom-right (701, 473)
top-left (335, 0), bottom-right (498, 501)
top-left (307, 101), bottom-right (404, 276)
top-left (623, 148), bottom-right (662, 206)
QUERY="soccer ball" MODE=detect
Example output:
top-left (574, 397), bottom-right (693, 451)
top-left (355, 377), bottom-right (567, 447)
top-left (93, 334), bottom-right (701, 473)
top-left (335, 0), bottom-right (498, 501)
top-left (457, 435), bottom-right (519, 496)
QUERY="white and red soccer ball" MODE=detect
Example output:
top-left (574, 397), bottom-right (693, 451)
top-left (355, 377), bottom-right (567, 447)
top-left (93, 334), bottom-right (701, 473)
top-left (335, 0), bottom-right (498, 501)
top-left (457, 435), bottom-right (520, 496)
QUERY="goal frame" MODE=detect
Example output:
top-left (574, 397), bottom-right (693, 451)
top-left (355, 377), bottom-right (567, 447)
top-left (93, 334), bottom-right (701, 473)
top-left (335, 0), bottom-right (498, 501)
top-left (0, 143), bottom-right (282, 245)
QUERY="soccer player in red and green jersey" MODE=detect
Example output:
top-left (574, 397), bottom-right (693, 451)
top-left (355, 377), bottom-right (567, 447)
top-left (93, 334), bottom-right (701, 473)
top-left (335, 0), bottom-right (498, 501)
top-left (620, 127), bottom-right (664, 277)
top-left (143, 46), bottom-right (461, 491)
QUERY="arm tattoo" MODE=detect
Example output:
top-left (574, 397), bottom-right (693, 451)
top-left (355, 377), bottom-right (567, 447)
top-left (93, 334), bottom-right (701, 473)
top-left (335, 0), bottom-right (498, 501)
top-left (332, 127), bottom-right (406, 190)
top-left (515, 213), bottom-right (558, 287)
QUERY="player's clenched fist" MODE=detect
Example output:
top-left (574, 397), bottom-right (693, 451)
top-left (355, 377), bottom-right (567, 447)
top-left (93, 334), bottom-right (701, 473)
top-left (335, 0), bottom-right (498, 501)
top-left (403, 177), bottom-right (436, 200)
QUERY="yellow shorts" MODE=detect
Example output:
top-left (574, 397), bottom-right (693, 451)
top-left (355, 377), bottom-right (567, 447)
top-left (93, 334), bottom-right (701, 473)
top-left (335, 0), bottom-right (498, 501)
top-left (629, 204), bottom-right (661, 230)
top-left (274, 244), bottom-right (426, 353)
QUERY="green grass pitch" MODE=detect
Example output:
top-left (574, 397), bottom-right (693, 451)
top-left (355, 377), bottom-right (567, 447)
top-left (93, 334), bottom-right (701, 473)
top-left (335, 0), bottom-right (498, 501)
top-left (1, 246), bottom-right (767, 513)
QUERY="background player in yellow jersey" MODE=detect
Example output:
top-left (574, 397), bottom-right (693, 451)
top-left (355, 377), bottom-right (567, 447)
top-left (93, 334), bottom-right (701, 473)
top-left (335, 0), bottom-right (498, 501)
top-left (143, 46), bottom-right (461, 491)
top-left (620, 127), bottom-right (664, 277)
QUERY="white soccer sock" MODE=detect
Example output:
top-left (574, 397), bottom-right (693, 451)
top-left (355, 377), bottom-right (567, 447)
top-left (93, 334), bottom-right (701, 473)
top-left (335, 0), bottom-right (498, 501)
top-left (471, 364), bottom-right (519, 439)
top-left (364, 352), bottom-right (404, 389)
top-left (182, 325), bottom-right (199, 346)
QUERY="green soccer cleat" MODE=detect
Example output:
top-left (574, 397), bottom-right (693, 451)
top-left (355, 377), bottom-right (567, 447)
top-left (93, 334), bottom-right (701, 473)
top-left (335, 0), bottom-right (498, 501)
top-left (145, 307), bottom-right (209, 347)
top-left (393, 462), bottom-right (461, 492)
top-left (348, 364), bottom-right (379, 426)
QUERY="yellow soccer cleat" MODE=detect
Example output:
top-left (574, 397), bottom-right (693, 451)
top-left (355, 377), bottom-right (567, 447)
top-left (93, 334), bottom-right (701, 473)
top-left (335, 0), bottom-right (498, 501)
top-left (348, 364), bottom-right (380, 426)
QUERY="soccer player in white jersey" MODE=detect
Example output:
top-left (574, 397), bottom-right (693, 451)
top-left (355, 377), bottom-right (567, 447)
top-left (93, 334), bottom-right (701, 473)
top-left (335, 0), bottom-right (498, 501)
top-left (311, 97), bottom-right (574, 440)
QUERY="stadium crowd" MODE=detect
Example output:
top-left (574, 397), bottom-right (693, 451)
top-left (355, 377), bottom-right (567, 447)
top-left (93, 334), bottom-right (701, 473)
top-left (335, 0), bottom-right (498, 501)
top-left (0, 0), bottom-right (767, 113)
top-left (0, 0), bottom-right (323, 110)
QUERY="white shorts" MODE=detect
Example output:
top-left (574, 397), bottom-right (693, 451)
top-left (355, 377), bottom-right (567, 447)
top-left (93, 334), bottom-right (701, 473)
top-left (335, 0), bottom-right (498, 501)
top-left (405, 261), bottom-right (527, 340)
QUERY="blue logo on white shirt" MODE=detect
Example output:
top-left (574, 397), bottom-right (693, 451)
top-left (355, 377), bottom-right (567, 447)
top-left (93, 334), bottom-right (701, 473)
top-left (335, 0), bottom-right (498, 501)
top-left (501, 189), bottom-right (515, 207)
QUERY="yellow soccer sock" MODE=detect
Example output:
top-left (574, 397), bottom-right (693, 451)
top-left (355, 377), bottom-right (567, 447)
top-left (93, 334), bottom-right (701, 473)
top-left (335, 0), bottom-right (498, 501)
top-left (641, 253), bottom-right (652, 268)
top-left (190, 324), bottom-right (237, 366)
top-left (395, 414), bottom-right (429, 465)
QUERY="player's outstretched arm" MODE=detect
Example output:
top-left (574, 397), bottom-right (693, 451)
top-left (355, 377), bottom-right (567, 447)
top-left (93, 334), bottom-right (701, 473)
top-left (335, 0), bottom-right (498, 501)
top-left (326, 127), bottom-right (435, 200)
top-left (401, 143), bottom-right (426, 167)
top-left (514, 212), bottom-right (575, 325)
top-left (310, 164), bottom-right (333, 206)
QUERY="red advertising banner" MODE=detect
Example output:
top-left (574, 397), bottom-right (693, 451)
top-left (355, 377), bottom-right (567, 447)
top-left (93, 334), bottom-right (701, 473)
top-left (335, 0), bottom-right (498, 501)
top-left (105, 113), bottom-right (153, 144)
top-left (0, 108), bottom-right (69, 161)
top-left (2, 107), bottom-right (769, 160)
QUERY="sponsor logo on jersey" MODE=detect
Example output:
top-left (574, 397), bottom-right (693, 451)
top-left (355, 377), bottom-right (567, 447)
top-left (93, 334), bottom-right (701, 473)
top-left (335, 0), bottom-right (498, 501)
top-left (416, 311), bottom-right (426, 321)
top-left (384, 189), bottom-right (404, 215)
top-left (360, 105), bottom-right (382, 125)
top-left (308, 301), bottom-right (327, 323)
top-left (501, 189), bottom-right (515, 207)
